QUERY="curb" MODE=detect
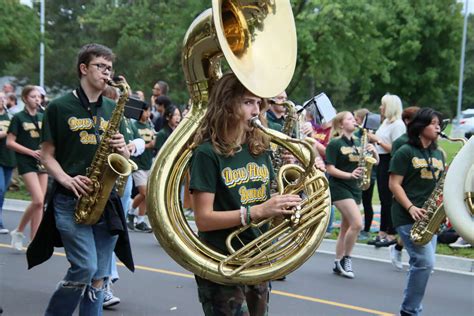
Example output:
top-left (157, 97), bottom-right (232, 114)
top-left (5, 198), bottom-right (473, 275)
top-left (318, 239), bottom-right (474, 275)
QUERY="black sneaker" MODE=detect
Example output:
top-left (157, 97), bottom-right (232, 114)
top-left (135, 222), bottom-right (152, 233)
top-left (367, 235), bottom-right (381, 245)
top-left (333, 257), bottom-right (355, 279)
top-left (126, 214), bottom-right (135, 231)
top-left (375, 238), bottom-right (397, 248)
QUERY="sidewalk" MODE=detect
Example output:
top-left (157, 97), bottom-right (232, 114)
top-left (5, 198), bottom-right (473, 275)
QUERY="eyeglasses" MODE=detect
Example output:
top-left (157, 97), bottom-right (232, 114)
top-left (90, 63), bottom-right (113, 74)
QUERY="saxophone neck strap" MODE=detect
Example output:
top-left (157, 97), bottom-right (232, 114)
top-left (420, 148), bottom-right (444, 182)
top-left (76, 85), bottom-right (103, 144)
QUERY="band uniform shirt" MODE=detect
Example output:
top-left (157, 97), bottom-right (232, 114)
top-left (311, 124), bottom-right (332, 161)
top-left (8, 110), bottom-right (43, 174)
top-left (41, 92), bottom-right (115, 177)
top-left (325, 135), bottom-right (362, 203)
top-left (391, 133), bottom-right (409, 156)
top-left (374, 119), bottom-right (406, 154)
top-left (389, 143), bottom-right (445, 227)
top-left (154, 124), bottom-right (172, 154)
top-left (119, 117), bottom-right (140, 145)
top-left (266, 110), bottom-right (284, 132)
top-left (189, 141), bottom-right (275, 254)
top-left (131, 120), bottom-right (155, 171)
top-left (0, 112), bottom-right (16, 168)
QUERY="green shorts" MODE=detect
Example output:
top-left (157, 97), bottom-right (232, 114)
top-left (17, 155), bottom-right (46, 175)
top-left (329, 181), bottom-right (361, 204)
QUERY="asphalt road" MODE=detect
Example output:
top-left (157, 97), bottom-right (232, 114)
top-left (0, 209), bottom-right (472, 316)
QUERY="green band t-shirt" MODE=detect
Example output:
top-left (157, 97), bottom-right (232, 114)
top-left (0, 112), bottom-right (16, 168)
top-left (8, 110), bottom-right (43, 169)
top-left (119, 117), bottom-right (140, 144)
top-left (131, 120), bottom-right (155, 170)
top-left (325, 135), bottom-right (362, 201)
top-left (154, 125), bottom-right (172, 153)
top-left (391, 133), bottom-right (409, 156)
top-left (189, 141), bottom-right (274, 254)
top-left (389, 143), bottom-right (445, 227)
top-left (41, 92), bottom-right (116, 176)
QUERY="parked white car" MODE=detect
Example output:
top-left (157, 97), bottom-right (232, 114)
top-left (452, 109), bottom-right (474, 138)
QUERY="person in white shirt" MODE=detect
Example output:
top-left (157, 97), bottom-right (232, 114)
top-left (367, 93), bottom-right (405, 247)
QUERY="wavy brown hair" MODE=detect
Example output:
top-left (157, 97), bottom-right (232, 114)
top-left (193, 72), bottom-right (270, 156)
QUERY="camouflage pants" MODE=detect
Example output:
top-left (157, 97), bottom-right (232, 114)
top-left (195, 275), bottom-right (270, 316)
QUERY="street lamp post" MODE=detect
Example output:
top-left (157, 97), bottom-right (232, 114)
top-left (39, 0), bottom-right (45, 88)
top-left (456, 0), bottom-right (469, 125)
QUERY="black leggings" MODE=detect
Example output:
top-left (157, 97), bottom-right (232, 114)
top-left (362, 180), bottom-right (375, 232)
top-left (377, 154), bottom-right (396, 235)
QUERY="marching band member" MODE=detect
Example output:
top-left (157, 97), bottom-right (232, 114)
top-left (189, 73), bottom-right (301, 315)
top-left (326, 111), bottom-right (378, 279)
top-left (7, 85), bottom-right (47, 250)
top-left (26, 43), bottom-right (134, 316)
top-left (389, 108), bottom-right (444, 316)
top-left (0, 94), bottom-right (16, 235)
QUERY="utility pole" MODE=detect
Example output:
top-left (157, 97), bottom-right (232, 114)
top-left (39, 0), bottom-right (45, 88)
top-left (456, 0), bottom-right (469, 124)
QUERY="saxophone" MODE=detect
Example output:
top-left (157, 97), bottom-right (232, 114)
top-left (271, 100), bottom-right (298, 190)
top-left (410, 133), bottom-right (466, 245)
top-left (74, 79), bottom-right (136, 225)
top-left (357, 126), bottom-right (377, 191)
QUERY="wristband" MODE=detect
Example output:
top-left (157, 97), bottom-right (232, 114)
top-left (246, 205), bottom-right (251, 224)
top-left (407, 204), bottom-right (414, 212)
top-left (240, 206), bottom-right (247, 226)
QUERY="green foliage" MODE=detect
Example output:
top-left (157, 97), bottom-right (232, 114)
top-left (0, 1), bottom-right (41, 82)
top-left (1, 0), bottom-right (471, 115)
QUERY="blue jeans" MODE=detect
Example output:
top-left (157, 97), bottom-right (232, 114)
top-left (45, 193), bottom-right (118, 316)
top-left (397, 224), bottom-right (437, 316)
top-left (0, 166), bottom-right (13, 228)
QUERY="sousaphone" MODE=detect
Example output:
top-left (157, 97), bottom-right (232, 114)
top-left (147, 0), bottom-right (331, 285)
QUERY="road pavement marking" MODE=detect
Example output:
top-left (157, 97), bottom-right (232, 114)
top-left (1, 243), bottom-right (394, 315)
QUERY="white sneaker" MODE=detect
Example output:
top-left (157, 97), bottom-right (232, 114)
top-left (0, 227), bottom-right (9, 234)
top-left (103, 282), bottom-right (120, 308)
top-left (389, 244), bottom-right (403, 271)
top-left (10, 229), bottom-right (25, 251)
top-left (449, 237), bottom-right (471, 249)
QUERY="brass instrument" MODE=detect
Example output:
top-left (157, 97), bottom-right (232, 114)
top-left (74, 79), bottom-right (136, 225)
top-left (147, 0), bottom-right (331, 285)
top-left (116, 159), bottom-right (138, 197)
top-left (410, 133), bottom-right (466, 245)
top-left (357, 126), bottom-right (377, 191)
top-left (443, 136), bottom-right (474, 244)
top-left (271, 100), bottom-right (299, 190)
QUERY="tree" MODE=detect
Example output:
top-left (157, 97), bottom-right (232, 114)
top-left (0, 1), bottom-right (40, 83)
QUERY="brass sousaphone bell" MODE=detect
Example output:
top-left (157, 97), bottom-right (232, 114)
top-left (147, 0), bottom-right (331, 285)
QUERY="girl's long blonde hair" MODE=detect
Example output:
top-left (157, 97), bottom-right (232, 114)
top-left (330, 111), bottom-right (351, 138)
top-left (193, 72), bottom-right (270, 156)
